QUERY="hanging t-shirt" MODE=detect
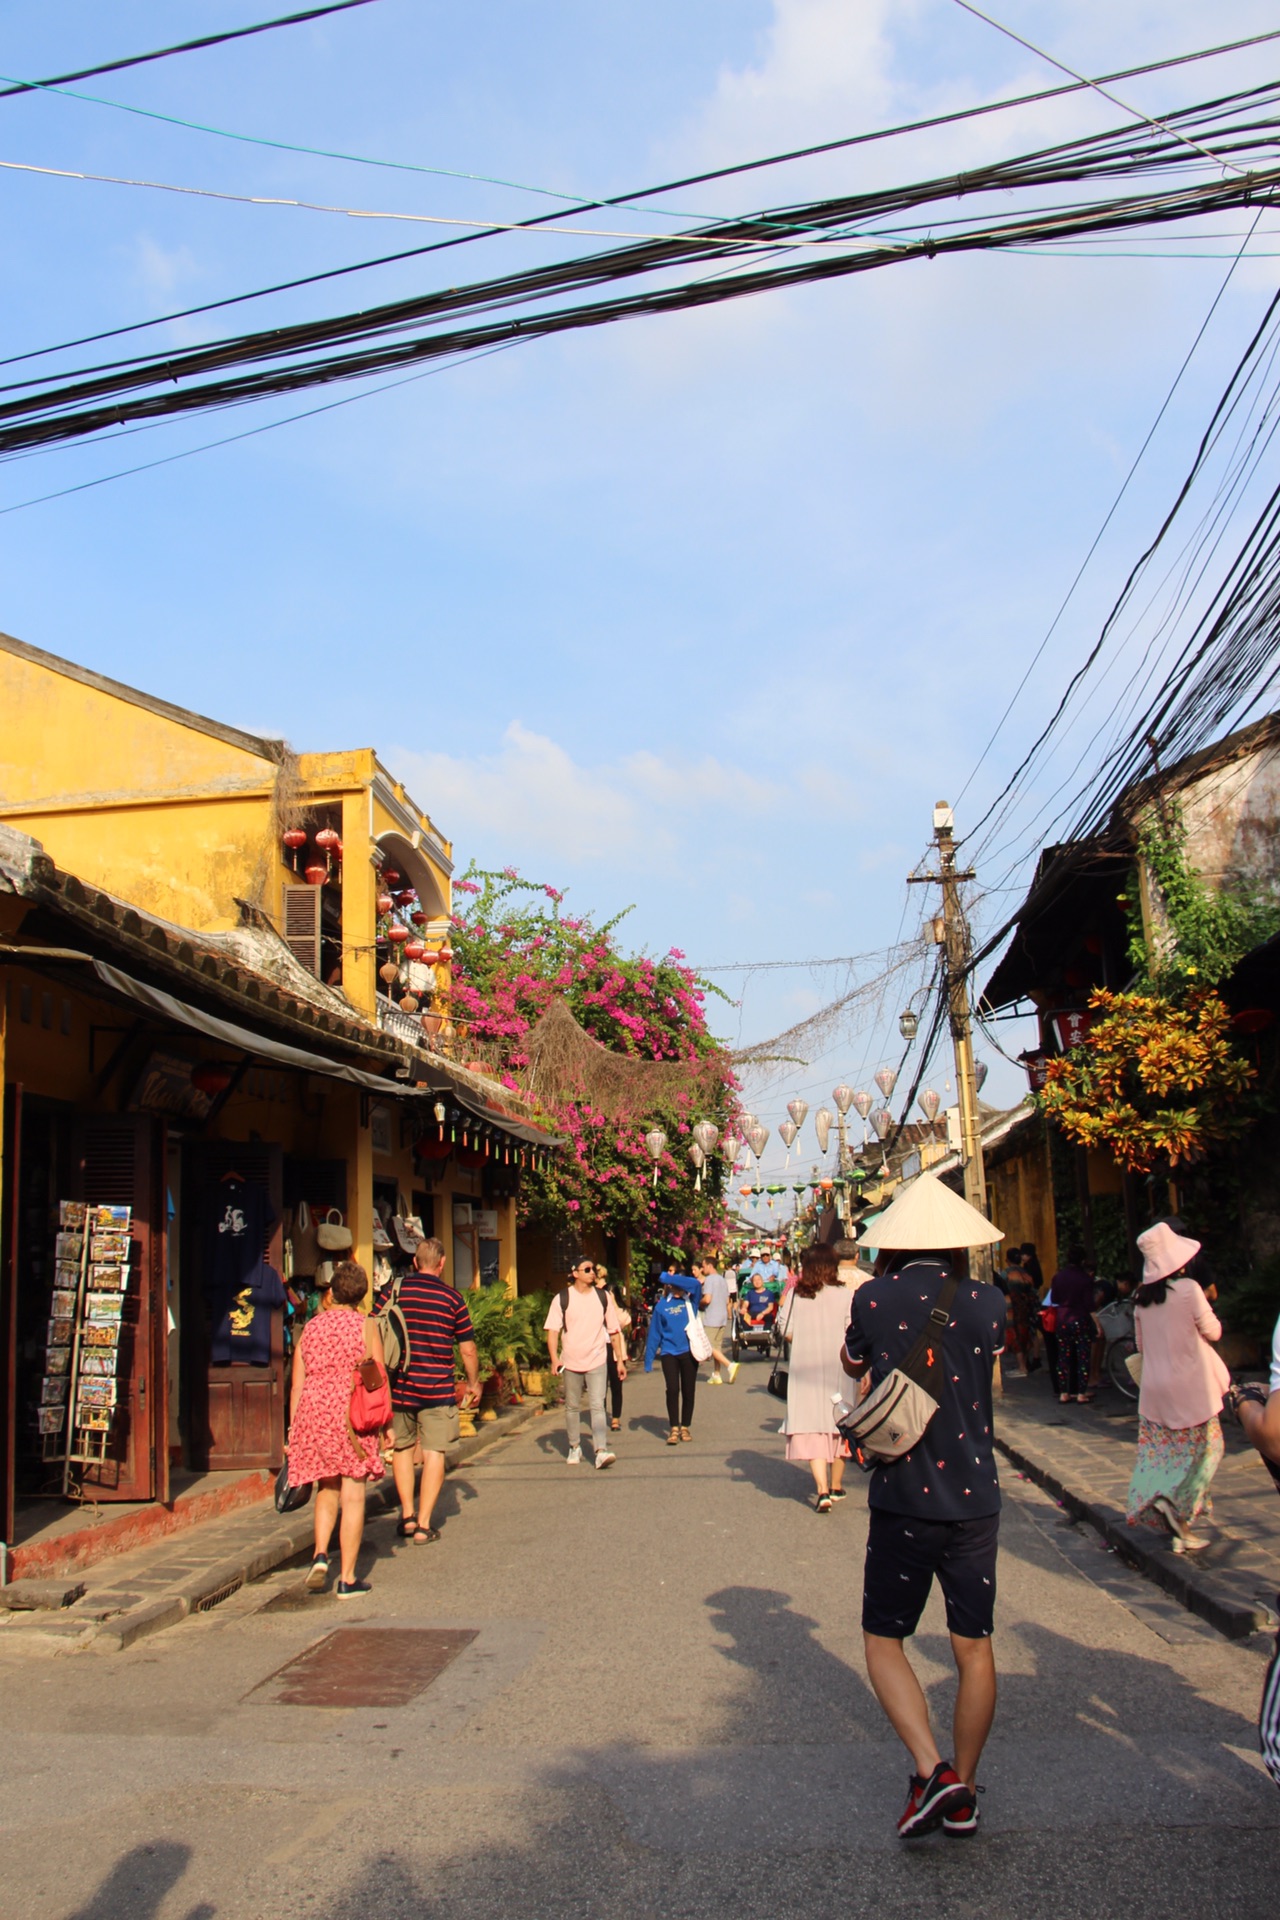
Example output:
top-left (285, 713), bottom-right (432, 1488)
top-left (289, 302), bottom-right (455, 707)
top-left (206, 1180), bottom-right (276, 1297)
top-left (210, 1262), bottom-right (286, 1366)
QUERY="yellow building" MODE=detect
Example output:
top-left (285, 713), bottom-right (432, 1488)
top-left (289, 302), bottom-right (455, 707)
top-left (0, 633), bottom-right (553, 1549)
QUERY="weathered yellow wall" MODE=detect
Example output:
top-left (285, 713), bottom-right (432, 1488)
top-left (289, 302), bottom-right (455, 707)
top-left (987, 1135), bottom-right (1058, 1278)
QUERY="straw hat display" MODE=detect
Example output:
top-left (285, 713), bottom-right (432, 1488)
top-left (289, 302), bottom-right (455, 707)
top-left (858, 1170), bottom-right (1004, 1250)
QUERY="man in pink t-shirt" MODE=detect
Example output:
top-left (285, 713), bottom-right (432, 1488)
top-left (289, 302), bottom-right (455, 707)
top-left (545, 1257), bottom-right (626, 1468)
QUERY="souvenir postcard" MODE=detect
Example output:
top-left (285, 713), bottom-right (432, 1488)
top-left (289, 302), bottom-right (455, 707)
top-left (85, 1292), bottom-right (124, 1324)
top-left (48, 1317), bottom-right (73, 1347)
top-left (40, 1376), bottom-right (68, 1405)
top-left (37, 1406), bottom-right (66, 1435)
top-left (59, 1200), bottom-right (87, 1229)
top-left (78, 1408), bottom-right (112, 1431)
top-left (90, 1205), bottom-right (131, 1229)
top-left (45, 1348), bottom-right (70, 1376)
top-left (51, 1289), bottom-right (77, 1318)
top-left (78, 1352), bottom-right (118, 1378)
top-left (82, 1323), bottom-right (119, 1348)
top-left (55, 1232), bottom-right (84, 1262)
top-left (90, 1232), bottom-right (131, 1261)
top-left (55, 1261), bottom-right (82, 1288)
top-left (90, 1263), bottom-right (128, 1290)
top-left (77, 1380), bottom-right (116, 1408)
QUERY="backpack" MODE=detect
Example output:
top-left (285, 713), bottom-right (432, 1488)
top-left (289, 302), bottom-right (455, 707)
top-left (557, 1285), bottom-right (610, 1323)
top-left (377, 1273), bottom-right (411, 1376)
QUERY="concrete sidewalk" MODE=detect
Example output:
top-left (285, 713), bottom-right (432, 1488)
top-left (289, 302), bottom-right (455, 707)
top-left (0, 1401), bottom-right (545, 1655)
top-left (995, 1368), bottom-right (1280, 1638)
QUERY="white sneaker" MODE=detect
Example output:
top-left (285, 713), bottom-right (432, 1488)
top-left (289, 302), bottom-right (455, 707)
top-left (595, 1450), bottom-right (617, 1470)
top-left (708, 1374), bottom-right (723, 1386)
top-left (566, 1445), bottom-right (582, 1464)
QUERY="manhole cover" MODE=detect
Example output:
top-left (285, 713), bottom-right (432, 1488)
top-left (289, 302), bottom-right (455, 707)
top-left (248, 1627), bottom-right (477, 1707)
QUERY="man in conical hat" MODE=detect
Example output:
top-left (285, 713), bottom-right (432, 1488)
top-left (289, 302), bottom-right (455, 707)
top-left (841, 1172), bottom-right (1007, 1840)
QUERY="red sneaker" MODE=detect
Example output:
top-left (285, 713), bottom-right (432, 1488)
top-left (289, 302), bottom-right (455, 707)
top-left (942, 1784), bottom-right (981, 1837)
top-left (896, 1762), bottom-right (971, 1838)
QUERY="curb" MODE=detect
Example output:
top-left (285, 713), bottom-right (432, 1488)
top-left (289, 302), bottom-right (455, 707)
top-left (995, 1426), bottom-right (1274, 1641)
top-left (90, 1400), bottom-right (545, 1654)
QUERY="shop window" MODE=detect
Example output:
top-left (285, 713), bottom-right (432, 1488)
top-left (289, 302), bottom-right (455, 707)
top-left (60, 997), bottom-right (72, 1036)
top-left (40, 991), bottom-right (53, 1030)
top-left (19, 984), bottom-right (31, 1023)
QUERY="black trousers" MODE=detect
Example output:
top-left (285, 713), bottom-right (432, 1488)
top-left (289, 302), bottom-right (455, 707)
top-left (606, 1348), bottom-right (623, 1421)
top-left (661, 1351), bottom-right (698, 1429)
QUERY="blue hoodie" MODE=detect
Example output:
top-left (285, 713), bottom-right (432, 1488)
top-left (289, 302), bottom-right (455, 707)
top-left (644, 1271), bottom-right (701, 1367)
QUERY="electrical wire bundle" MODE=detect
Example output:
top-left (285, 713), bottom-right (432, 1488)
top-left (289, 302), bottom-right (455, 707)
top-left (4, 76), bottom-right (1280, 458)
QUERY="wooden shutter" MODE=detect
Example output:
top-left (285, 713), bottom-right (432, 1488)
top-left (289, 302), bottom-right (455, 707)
top-left (283, 885), bottom-right (321, 976)
top-left (72, 1114), bottom-right (163, 1502)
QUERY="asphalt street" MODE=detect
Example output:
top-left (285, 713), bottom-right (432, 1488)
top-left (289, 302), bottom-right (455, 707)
top-left (0, 1359), bottom-right (1276, 1920)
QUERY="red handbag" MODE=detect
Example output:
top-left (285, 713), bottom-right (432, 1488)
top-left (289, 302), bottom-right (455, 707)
top-left (349, 1354), bottom-right (392, 1434)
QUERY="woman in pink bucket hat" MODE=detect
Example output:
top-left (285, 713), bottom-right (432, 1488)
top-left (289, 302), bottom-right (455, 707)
top-left (1125, 1222), bottom-right (1230, 1552)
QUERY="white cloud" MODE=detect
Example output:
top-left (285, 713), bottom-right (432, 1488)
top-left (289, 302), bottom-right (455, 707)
top-left (391, 721), bottom-right (780, 870)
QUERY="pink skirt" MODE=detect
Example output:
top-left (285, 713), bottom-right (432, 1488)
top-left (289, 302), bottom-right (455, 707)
top-left (786, 1432), bottom-right (851, 1462)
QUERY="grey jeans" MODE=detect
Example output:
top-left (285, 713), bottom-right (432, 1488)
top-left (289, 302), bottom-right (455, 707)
top-left (564, 1364), bottom-right (609, 1453)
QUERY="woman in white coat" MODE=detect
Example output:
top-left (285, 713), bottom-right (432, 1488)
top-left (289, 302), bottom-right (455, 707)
top-left (781, 1241), bottom-right (852, 1512)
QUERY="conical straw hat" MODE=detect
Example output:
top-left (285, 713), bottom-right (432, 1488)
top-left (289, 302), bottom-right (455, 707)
top-left (857, 1170), bottom-right (1003, 1250)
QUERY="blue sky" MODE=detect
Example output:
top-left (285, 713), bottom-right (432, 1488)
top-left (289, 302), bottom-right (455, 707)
top-left (2, 0), bottom-right (1277, 1191)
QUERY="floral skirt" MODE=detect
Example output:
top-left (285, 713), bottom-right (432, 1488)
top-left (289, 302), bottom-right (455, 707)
top-left (1126, 1416), bottom-right (1223, 1531)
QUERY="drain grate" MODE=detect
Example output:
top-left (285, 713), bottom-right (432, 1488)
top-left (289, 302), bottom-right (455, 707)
top-left (247, 1627), bottom-right (477, 1707)
top-left (194, 1577), bottom-right (243, 1613)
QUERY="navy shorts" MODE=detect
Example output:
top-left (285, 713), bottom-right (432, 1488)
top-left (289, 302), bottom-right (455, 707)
top-left (862, 1507), bottom-right (999, 1640)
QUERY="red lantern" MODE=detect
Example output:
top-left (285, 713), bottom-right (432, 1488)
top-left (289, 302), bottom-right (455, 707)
top-left (395, 889), bottom-right (416, 906)
top-left (404, 940), bottom-right (426, 961)
top-left (410, 909), bottom-right (426, 926)
top-left (282, 828), bottom-right (307, 870)
top-left (377, 893), bottom-right (394, 916)
top-left (382, 868), bottom-right (401, 887)
top-left (191, 1061), bottom-right (234, 1097)
top-left (387, 924), bottom-right (409, 945)
top-left (436, 945), bottom-right (453, 965)
top-left (315, 827), bottom-right (340, 853)
top-left (304, 863), bottom-right (326, 887)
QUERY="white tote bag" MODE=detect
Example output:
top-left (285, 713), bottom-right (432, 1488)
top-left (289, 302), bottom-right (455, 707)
top-left (685, 1301), bottom-right (713, 1363)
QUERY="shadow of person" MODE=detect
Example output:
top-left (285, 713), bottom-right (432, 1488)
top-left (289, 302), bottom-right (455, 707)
top-left (723, 1445), bottom-right (811, 1505)
top-left (67, 1842), bottom-right (192, 1920)
top-left (628, 1414), bottom-right (671, 1442)
top-left (705, 1583), bottom-right (880, 1745)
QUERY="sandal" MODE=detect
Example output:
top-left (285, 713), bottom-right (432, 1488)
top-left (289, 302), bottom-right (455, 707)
top-left (411, 1525), bottom-right (440, 1544)
top-left (679, 1427), bottom-right (692, 1442)
top-left (395, 1517), bottom-right (419, 1537)
top-left (610, 1418), bottom-right (621, 1432)
top-left (666, 1428), bottom-right (681, 1446)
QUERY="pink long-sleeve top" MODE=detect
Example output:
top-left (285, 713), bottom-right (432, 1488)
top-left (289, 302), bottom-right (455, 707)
top-left (1134, 1278), bottom-right (1230, 1430)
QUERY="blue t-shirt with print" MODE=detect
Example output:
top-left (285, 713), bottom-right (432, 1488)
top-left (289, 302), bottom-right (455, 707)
top-left (844, 1257), bottom-right (1006, 1522)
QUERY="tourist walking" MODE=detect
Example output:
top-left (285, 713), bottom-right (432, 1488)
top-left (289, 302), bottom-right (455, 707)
top-left (1126, 1222), bottom-right (1230, 1553)
top-left (1225, 1308), bottom-right (1280, 1787)
top-left (841, 1172), bottom-right (1007, 1840)
top-left (1002, 1249), bottom-right (1037, 1377)
top-left (286, 1259), bottom-right (387, 1598)
top-left (1047, 1244), bottom-right (1098, 1403)
top-left (385, 1236), bottom-right (481, 1540)
top-left (780, 1242), bottom-right (851, 1512)
top-left (644, 1266), bottom-right (702, 1444)
top-left (697, 1257), bottom-right (738, 1386)
top-left (594, 1267), bottom-right (631, 1432)
top-left (545, 1257), bottom-right (626, 1467)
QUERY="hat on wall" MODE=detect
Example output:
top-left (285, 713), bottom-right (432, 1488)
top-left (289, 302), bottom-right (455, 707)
top-left (858, 1170), bottom-right (1004, 1250)
top-left (1136, 1221), bottom-right (1201, 1285)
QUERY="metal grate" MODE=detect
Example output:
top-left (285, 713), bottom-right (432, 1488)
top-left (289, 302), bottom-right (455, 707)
top-left (248, 1626), bottom-right (477, 1706)
top-left (194, 1576), bottom-right (243, 1612)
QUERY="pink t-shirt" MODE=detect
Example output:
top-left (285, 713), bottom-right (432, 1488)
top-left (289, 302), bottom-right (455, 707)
top-left (545, 1286), bottom-right (622, 1372)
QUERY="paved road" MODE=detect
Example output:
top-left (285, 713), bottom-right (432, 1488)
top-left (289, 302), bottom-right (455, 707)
top-left (0, 1361), bottom-right (1276, 1920)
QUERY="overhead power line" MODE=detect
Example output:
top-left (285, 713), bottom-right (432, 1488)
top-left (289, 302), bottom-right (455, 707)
top-left (2, 25), bottom-right (1278, 377)
top-left (0, 1), bottom-right (383, 100)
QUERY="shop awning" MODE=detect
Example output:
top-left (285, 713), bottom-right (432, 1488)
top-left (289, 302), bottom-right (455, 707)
top-left (0, 944), bottom-right (560, 1145)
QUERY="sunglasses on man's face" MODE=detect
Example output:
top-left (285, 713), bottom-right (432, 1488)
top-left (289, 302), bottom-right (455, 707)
top-left (577, 1263), bottom-right (595, 1273)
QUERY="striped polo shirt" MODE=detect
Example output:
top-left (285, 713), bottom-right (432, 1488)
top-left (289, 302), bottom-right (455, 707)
top-left (385, 1271), bottom-right (476, 1408)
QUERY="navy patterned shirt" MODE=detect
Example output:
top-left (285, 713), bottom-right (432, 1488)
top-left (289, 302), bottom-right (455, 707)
top-left (845, 1258), bottom-right (1006, 1521)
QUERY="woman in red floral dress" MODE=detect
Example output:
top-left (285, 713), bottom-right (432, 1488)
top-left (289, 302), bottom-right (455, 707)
top-left (287, 1261), bottom-right (386, 1597)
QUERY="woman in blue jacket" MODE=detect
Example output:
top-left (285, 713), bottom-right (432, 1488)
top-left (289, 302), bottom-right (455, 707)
top-left (645, 1268), bottom-right (702, 1445)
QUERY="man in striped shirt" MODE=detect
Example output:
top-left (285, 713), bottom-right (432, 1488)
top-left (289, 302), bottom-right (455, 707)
top-left (387, 1236), bottom-right (480, 1544)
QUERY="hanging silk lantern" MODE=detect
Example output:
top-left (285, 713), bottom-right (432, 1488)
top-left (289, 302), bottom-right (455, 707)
top-left (738, 1112), bottom-right (757, 1133)
top-left (815, 1107), bottom-right (834, 1153)
top-left (395, 888), bottom-right (416, 906)
top-left (315, 826), bottom-right (341, 876)
top-left (832, 1084), bottom-right (854, 1115)
top-left (746, 1123), bottom-right (768, 1160)
top-left (377, 893), bottom-right (394, 917)
top-left (852, 1089), bottom-right (874, 1120)
top-left (689, 1141), bottom-right (706, 1190)
top-left (403, 940), bottom-right (426, 962)
top-left (718, 1134), bottom-right (737, 1164)
top-left (400, 994), bottom-right (419, 1014)
top-left (874, 1066), bottom-right (898, 1099)
top-left (786, 1098), bottom-right (809, 1132)
top-left (918, 1088), bottom-right (941, 1122)
top-left (778, 1119), bottom-right (797, 1151)
top-left (282, 828), bottom-right (307, 870)
top-left (387, 923), bottom-right (410, 945)
top-left (304, 863), bottom-right (326, 887)
top-left (975, 1062), bottom-right (989, 1092)
top-left (382, 869), bottom-right (401, 887)
top-left (692, 1119), bottom-right (720, 1156)
top-left (645, 1128), bottom-right (668, 1187)
top-left (871, 1107), bottom-right (893, 1140)
top-left (379, 961), bottom-right (400, 986)
top-left (738, 1186), bottom-right (754, 1198)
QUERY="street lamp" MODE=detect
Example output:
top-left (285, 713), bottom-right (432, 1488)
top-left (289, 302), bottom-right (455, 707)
top-left (899, 1008), bottom-right (919, 1041)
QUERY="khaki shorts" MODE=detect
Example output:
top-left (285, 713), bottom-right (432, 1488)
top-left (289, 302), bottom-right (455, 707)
top-left (392, 1405), bottom-right (460, 1453)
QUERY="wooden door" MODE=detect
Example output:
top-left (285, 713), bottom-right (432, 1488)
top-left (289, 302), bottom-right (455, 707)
top-left (1, 1083), bottom-right (21, 1544)
top-left (185, 1141), bottom-right (284, 1473)
top-left (72, 1114), bottom-right (164, 1502)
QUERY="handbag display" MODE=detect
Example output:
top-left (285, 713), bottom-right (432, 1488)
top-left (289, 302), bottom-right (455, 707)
top-left (316, 1207), bottom-right (352, 1253)
top-left (288, 1200), bottom-right (320, 1279)
top-left (274, 1455), bottom-right (311, 1513)
top-left (838, 1274), bottom-right (959, 1467)
top-left (349, 1353), bottom-right (392, 1434)
top-left (684, 1301), bottom-right (713, 1364)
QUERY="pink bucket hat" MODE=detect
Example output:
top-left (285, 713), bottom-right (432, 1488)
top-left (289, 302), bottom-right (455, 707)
top-left (1136, 1221), bottom-right (1201, 1284)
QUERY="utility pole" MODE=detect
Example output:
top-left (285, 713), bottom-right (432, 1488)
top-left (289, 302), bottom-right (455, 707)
top-left (908, 802), bottom-right (991, 1276)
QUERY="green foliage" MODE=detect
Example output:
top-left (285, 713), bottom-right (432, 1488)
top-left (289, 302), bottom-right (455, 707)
top-left (461, 1285), bottom-right (552, 1377)
top-left (1215, 1257), bottom-right (1280, 1345)
top-left (1127, 806), bottom-right (1280, 990)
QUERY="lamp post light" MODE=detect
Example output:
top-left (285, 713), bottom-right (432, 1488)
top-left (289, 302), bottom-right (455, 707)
top-left (899, 1008), bottom-right (919, 1042)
